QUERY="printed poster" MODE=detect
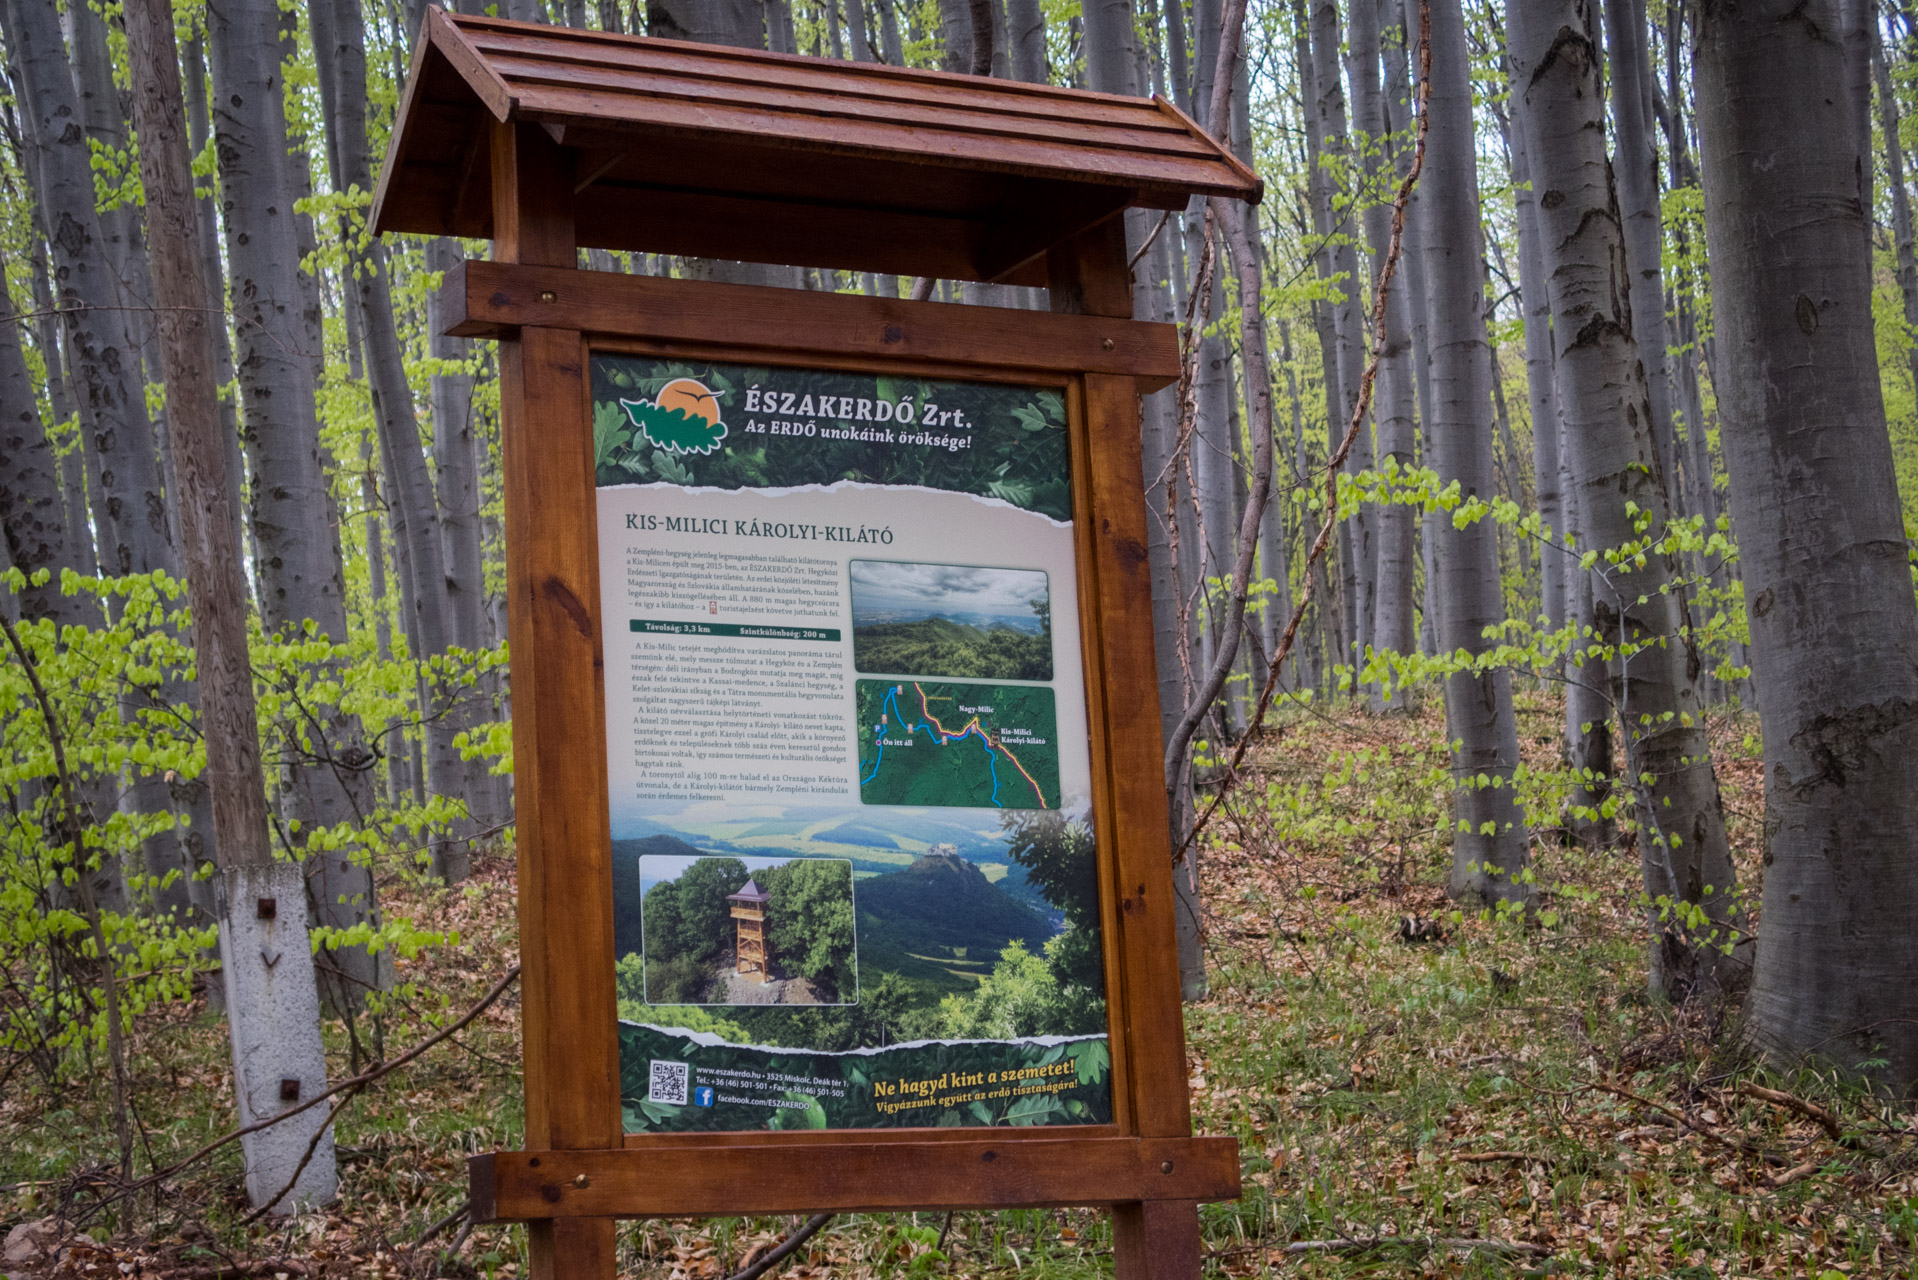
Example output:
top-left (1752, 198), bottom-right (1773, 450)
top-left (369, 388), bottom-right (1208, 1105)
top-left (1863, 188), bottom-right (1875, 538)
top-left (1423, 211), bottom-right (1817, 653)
top-left (593, 353), bottom-right (1111, 1132)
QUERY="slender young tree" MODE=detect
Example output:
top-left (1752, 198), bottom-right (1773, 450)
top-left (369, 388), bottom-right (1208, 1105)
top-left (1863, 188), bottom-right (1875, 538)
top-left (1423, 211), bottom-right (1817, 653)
top-left (1602, 0), bottom-right (1679, 495)
top-left (1418, 0), bottom-right (1529, 905)
top-left (1350, 0), bottom-right (1417, 703)
top-left (1296, 1), bottom-right (1351, 670)
top-left (1696, 0), bottom-right (1918, 1085)
top-left (1509, 0), bottom-right (1742, 997)
top-left (1309, 0), bottom-right (1374, 673)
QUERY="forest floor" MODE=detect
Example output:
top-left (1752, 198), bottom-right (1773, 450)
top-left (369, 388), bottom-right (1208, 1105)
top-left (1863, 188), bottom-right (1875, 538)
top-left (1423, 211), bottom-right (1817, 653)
top-left (4, 693), bottom-right (1917, 1278)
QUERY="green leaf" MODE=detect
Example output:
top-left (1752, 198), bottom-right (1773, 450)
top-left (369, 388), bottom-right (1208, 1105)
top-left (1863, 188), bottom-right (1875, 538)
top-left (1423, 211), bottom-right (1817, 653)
top-left (621, 398), bottom-right (728, 455)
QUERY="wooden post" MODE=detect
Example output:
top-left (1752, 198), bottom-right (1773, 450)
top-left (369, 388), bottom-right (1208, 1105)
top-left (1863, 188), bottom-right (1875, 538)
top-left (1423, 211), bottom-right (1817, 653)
top-left (491, 120), bottom-right (622, 1280)
top-left (1048, 215), bottom-right (1205, 1280)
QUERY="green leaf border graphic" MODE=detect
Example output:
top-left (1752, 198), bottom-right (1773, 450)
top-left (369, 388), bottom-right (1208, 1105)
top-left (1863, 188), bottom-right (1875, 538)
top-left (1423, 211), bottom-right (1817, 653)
top-left (621, 395), bottom-right (728, 455)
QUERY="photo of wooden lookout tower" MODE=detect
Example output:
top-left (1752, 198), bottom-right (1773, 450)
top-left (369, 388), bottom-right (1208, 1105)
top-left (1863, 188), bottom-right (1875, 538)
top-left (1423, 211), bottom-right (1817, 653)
top-left (728, 880), bottom-right (770, 979)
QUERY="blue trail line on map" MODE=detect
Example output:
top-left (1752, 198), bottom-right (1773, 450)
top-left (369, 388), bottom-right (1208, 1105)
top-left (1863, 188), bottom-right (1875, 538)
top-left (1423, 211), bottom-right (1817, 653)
top-left (861, 684), bottom-right (1007, 806)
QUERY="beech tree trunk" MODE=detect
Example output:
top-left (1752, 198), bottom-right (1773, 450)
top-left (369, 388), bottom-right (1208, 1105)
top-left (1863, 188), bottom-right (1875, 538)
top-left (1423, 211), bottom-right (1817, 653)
top-left (1510, 0), bottom-right (1742, 998)
top-left (0, 253), bottom-right (95, 633)
top-left (124, 0), bottom-right (337, 1209)
top-left (1418, 0), bottom-right (1530, 905)
top-left (1696, 0), bottom-right (1918, 1085)
top-left (1309, 0), bottom-right (1373, 675)
top-left (316, 0), bottom-right (475, 881)
top-left (424, 235), bottom-right (511, 836)
top-left (1350, 0), bottom-right (1416, 704)
top-left (1296, 5), bottom-right (1351, 673)
top-left (1007, 0), bottom-right (1044, 79)
top-left (1504, 86), bottom-right (1565, 664)
top-left (1602, 0), bottom-right (1679, 497)
top-left (212, 0), bottom-right (385, 1007)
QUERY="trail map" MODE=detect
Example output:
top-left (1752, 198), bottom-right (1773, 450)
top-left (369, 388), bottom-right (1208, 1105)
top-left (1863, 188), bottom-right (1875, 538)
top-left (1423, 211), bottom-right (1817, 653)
top-left (856, 680), bottom-right (1060, 810)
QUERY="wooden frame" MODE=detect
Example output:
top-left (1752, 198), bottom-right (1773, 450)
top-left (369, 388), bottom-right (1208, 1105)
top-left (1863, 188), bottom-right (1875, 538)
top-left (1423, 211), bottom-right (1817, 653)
top-left (446, 109), bottom-right (1238, 1280)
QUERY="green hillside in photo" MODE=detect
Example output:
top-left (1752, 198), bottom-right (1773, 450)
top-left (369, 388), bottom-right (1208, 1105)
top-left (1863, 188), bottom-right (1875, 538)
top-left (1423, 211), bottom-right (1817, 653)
top-left (853, 614), bottom-right (1052, 681)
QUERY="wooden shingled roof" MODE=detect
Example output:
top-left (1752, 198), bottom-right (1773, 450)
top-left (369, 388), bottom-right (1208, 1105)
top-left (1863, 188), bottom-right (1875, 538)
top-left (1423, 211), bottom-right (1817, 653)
top-left (372, 7), bottom-right (1261, 284)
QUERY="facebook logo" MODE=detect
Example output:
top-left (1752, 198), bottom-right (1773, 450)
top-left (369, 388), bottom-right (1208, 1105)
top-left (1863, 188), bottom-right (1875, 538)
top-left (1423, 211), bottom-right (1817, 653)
top-left (693, 1086), bottom-right (716, 1108)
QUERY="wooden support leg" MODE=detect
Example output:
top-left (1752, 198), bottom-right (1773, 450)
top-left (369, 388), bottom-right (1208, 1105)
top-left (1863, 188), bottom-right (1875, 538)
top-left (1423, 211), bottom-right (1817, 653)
top-left (1112, 1200), bottom-right (1203, 1280)
top-left (529, 1219), bottom-right (618, 1280)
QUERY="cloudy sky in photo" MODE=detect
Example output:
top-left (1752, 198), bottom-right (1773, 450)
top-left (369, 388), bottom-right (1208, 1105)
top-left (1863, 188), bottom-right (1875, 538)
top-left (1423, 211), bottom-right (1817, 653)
top-left (849, 561), bottom-right (1049, 626)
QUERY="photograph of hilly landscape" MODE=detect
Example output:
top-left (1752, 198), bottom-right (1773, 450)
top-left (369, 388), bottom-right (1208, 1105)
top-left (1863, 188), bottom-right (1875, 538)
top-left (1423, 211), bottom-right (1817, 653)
top-left (850, 559), bottom-right (1052, 681)
top-left (613, 801), bottom-right (1112, 1132)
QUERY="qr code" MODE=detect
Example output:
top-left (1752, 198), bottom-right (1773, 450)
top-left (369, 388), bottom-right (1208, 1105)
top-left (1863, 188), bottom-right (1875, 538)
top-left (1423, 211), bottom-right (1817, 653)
top-left (648, 1059), bottom-right (690, 1105)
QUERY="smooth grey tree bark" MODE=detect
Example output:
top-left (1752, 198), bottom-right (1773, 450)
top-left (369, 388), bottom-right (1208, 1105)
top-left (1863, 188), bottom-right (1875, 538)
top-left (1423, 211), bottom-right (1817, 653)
top-left (1561, 460), bottom-right (1616, 849)
top-left (1296, 5), bottom-right (1351, 674)
top-left (767, 0), bottom-right (797, 52)
top-left (423, 235), bottom-right (509, 836)
top-left (1841, 0), bottom-right (1874, 220)
top-left (316, 0), bottom-right (476, 881)
top-left (845, 0), bottom-right (874, 58)
top-left (1082, 0), bottom-right (1136, 90)
top-left (0, 253), bottom-right (96, 632)
top-left (1509, 0), bottom-right (1742, 997)
top-left (1309, 0), bottom-right (1373, 676)
top-left (1696, 0), bottom-right (1918, 1085)
top-left (1503, 89), bottom-right (1564, 660)
top-left (64, 0), bottom-right (164, 416)
top-left (1418, 0), bottom-right (1530, 905)
top-left (1007, 0), bottom-right (1044, 79)
top-left (212, 0), bottom-right (385, 1009)
top-left (15, 215), bottom-right (97, 579)
top-left (1384, 0), bottom-right (1440, 670)
top-left (1350, 0), bottom-right (1416, 706)
top-left (1602, 0), bottom-right (1680, 499)
top-left (1184, 0), bottom-right (1230, 699)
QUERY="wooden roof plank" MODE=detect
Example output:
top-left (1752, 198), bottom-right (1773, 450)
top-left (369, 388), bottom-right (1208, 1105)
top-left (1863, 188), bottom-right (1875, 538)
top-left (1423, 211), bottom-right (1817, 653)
top-left (519, 87), bottom-right (1245, 193)
top-left (450, 13), bottom-right (1193, 119)
top-left (481, 58), bottom-right (1215, 158)
top-left (461, 26), bottom-right (1183, 129)
top-left (429, 6), bottom-right (517, 120)
top-left (1153, 95), bottom-right (1264, 197)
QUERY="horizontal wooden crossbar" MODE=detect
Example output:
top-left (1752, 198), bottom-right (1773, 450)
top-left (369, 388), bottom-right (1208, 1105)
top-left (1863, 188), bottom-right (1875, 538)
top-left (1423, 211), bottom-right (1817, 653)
top-left (438, 260), bottom-right (1180, 389)
top-left (468, 1136), bottom-right (1241, 1221)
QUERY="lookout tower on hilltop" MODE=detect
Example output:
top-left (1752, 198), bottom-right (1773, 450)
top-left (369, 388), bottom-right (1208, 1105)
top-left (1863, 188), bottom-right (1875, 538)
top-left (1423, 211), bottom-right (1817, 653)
top-left (728, 880), bottom-right (771, 979)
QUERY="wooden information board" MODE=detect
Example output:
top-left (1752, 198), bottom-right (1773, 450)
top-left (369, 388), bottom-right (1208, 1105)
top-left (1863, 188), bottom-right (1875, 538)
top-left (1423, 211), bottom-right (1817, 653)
top-left (375, 13), bottom-right (1258, 1276)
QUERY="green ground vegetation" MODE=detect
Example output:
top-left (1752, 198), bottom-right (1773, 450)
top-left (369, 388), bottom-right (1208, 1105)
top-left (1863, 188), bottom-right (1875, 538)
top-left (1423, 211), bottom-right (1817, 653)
top-left (10, 698), bottom-right (1918, 1276)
